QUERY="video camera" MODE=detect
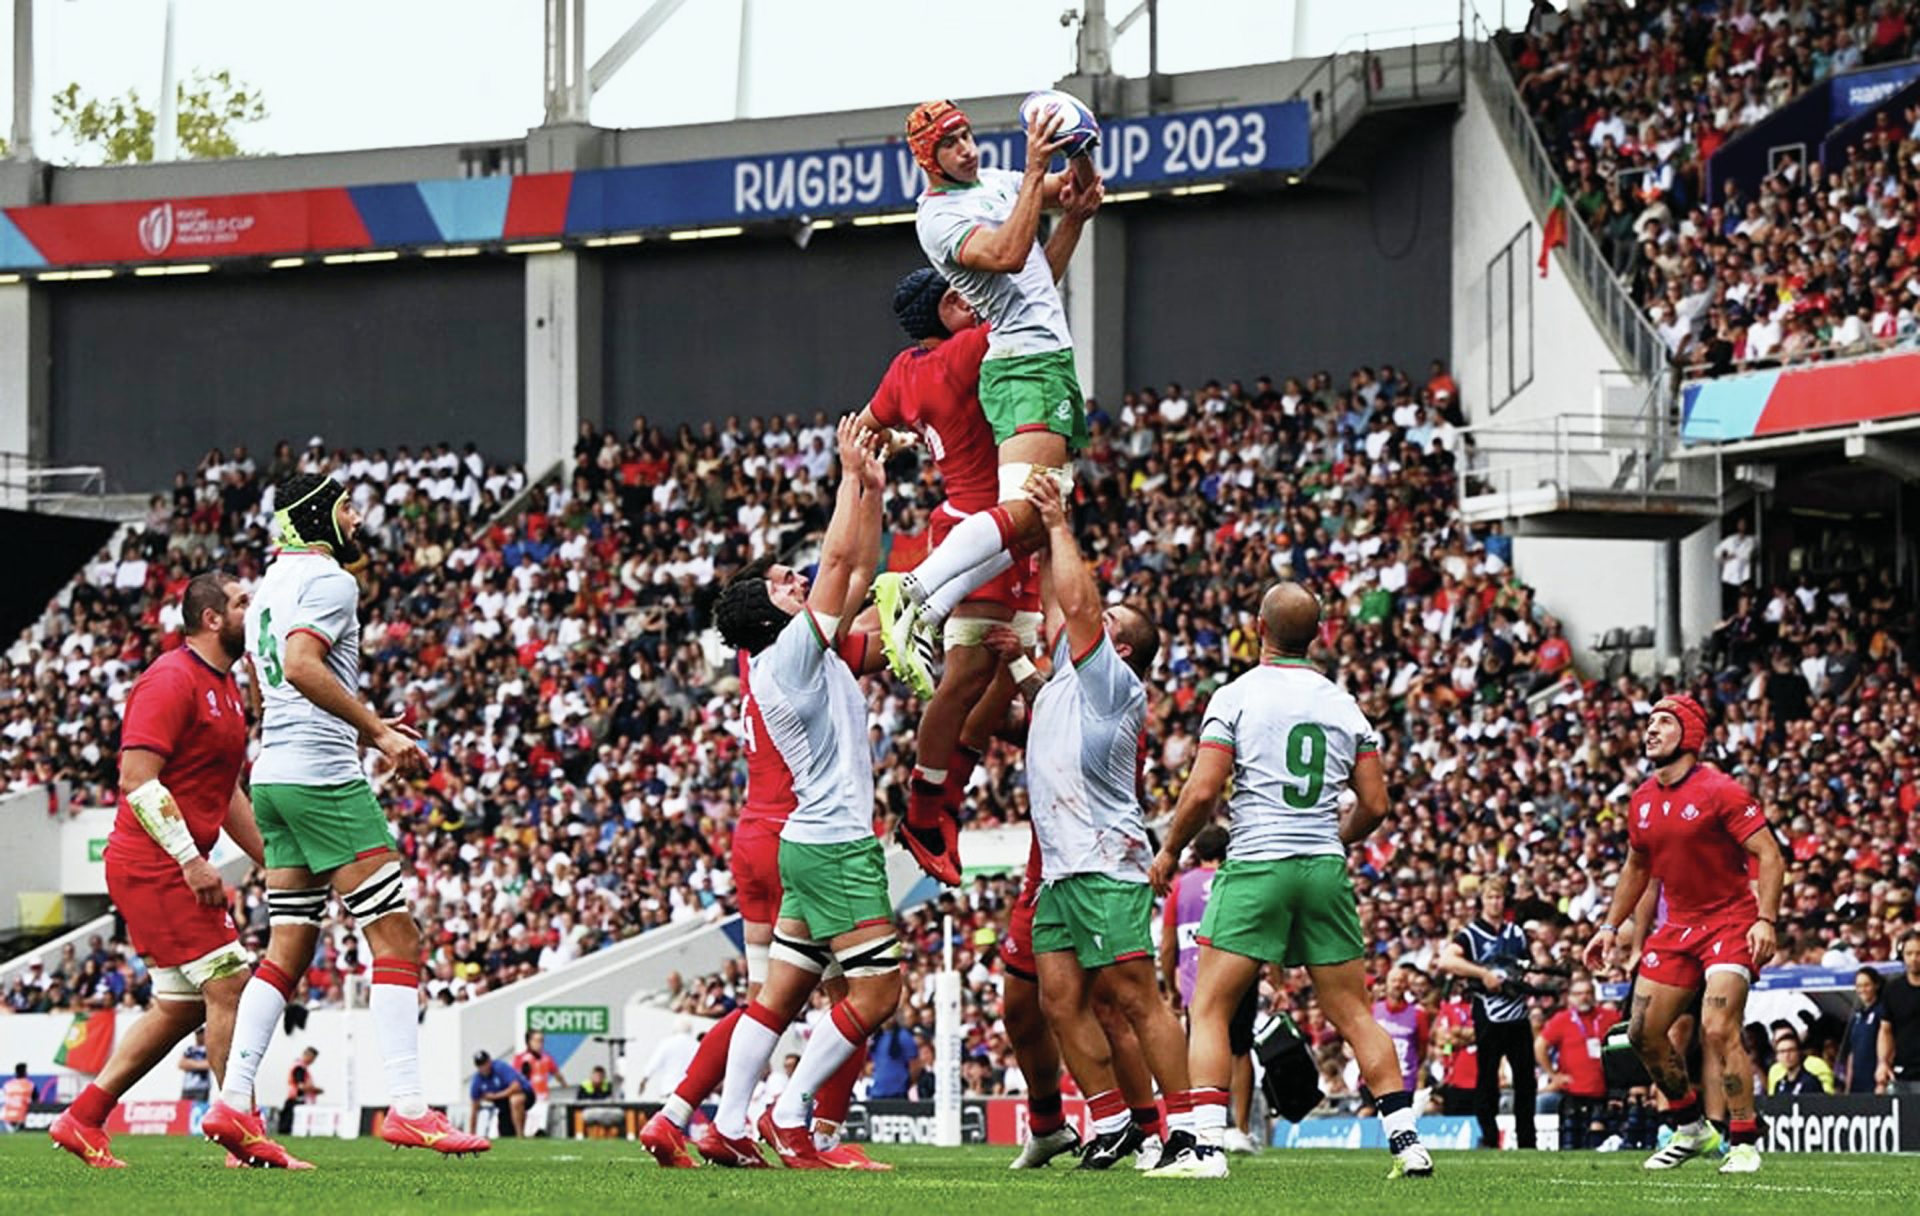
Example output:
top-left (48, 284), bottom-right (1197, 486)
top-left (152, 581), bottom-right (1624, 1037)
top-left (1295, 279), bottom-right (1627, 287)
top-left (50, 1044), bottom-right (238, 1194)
top-left (1470, 955), bottom-right (1574, 1001)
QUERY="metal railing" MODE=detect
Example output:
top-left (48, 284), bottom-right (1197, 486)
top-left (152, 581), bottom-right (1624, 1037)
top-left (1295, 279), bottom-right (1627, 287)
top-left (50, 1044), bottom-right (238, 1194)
top-left (1467, 21), bottom-right (1667, 385)
top-left (1457, 406), bottom-right (1722, 518)
top-left (0, 451), bottom-right (107, 513)
top-left (1288, 24), bottom-right (1467, 163)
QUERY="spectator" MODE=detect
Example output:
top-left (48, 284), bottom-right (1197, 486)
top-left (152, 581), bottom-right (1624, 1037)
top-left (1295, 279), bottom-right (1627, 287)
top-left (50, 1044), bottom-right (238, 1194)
top-left (1536, 973), bottom-right (1619, 1149)
top-left (1879, 932), bottom-right (1920, 1093)
top-left (468, 1050), bottom-right (529, 1137)
top-left (1767, 1025), bottom-right (1835, 1095)
top-left (1845, 967), bottom-right (1887, 1094)
top-left (178, 1028), bottom-right (212, 1103)
top-left (1716, 516), bottom-right (1758, 615)
top-left (279, 1047), bottom-right (321, 1135)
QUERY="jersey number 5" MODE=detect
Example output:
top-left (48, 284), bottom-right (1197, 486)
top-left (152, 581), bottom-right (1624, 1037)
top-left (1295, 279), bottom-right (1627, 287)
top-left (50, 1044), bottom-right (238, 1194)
top-left (257, 607), bottom-right (285, 687)
top-left (1281, 723), bottom-right (1326, 809)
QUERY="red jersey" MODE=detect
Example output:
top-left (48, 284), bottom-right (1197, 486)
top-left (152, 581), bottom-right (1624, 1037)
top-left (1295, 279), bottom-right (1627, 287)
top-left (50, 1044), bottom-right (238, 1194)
top-left (1436, 1000), bottom-right (1477, 1089)
top-left (1539, 1004), bottom-right (1619, 1098)
top-left (108, 645), bottom-right (247, 872)
top-left (866, 325), bottom-right (998, 513)
top-left (1626, 762), bottom-right (1768, 925)
top-left (511, 1049), bottom-right (560, 1099)
top-left (737, 650), bottom-right (797, 826)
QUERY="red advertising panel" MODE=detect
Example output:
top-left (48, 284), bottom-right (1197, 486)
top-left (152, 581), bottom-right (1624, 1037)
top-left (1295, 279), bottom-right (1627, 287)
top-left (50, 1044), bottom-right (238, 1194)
top-left (6, 193), bottom-right (350, 263)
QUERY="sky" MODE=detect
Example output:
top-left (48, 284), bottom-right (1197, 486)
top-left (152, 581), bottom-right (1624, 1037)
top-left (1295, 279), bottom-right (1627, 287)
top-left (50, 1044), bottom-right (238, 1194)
top-left (2, 0), bottom-right (1488, 164)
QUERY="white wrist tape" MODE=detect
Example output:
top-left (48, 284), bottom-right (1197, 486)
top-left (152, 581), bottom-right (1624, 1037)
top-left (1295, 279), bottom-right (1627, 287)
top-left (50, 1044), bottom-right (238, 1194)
top-left (128, 779), bottom-right (199, 865)
top-left (1008, 657), bottom-right (1039, 685)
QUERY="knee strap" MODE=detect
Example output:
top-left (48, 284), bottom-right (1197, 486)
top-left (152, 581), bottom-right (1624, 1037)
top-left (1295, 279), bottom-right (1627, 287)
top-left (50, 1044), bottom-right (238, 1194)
top-left (340, 861), bottom-right (408, 925)
top-left (835, 935), bottom-right (903, 979)
top-left (267, 886), bottom-right (329, 928)
top-left (770, 931), bottom-right (832, 976)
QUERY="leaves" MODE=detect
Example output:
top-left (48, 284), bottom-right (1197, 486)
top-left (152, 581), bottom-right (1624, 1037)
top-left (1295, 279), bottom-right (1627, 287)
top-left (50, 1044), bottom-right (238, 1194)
top-left (51, 69), bottom-right (268, 165)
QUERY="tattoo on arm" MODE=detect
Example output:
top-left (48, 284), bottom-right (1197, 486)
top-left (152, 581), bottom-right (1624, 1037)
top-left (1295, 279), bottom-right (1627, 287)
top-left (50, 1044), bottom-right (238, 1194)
top-left (1703, 995), bottom-right (1730, 1009)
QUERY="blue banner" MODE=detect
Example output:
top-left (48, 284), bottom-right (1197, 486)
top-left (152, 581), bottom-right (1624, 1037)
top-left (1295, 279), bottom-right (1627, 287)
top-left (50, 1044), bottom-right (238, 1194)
top-left (1272, 1115), bottom-right (1481, 1150)
top-left (566, 101), bottom-right (1309, 233)
top-left (1831, 61), bottom-right (1920, 124)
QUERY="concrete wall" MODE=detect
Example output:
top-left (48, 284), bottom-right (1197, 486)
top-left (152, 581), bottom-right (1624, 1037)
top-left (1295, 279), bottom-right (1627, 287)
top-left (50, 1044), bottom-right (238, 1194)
top-left (0, 786), bottom-right (62, 934)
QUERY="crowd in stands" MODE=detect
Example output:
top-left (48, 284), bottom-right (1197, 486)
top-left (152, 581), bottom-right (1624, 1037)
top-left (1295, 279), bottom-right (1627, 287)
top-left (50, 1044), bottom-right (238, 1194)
top-left (3, 355), bottom-right (1916, 1126)
top-left (1505, 0), bottom-right (1920, 375)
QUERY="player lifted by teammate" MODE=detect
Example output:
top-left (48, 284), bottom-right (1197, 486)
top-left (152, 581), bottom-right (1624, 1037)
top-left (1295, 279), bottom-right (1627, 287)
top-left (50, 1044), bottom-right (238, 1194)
top-left (872, 99), bottom-right (1101, 700)
top-left (993, 475), bottom-right (1203, 1171)
top-left (50, 574), bottom-right (289, 1169)
top-left (1583, 694), bottom-right (1784, 1175)
top-left (212, 473), bottom-right (489, 1160)
top-left (705, 418), bottom-right (904, 1169)
top-left (865, 181), bottom-right (1098, 885)
top-left (1152, 583), bottom-right (1432, 1180)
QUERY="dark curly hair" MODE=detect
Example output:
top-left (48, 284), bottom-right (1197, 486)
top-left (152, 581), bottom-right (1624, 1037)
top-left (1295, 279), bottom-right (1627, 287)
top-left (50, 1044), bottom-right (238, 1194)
top-left (714, 576), bottom-right (790, 654)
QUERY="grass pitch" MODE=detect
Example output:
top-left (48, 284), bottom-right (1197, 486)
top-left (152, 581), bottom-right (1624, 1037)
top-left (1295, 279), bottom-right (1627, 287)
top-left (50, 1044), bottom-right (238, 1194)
top-left (2, 1137), bottom-right (1916, 1215)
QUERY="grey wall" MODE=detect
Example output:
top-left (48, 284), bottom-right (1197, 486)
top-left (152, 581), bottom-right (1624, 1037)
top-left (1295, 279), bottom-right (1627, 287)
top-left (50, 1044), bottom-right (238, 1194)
top-left (598, 226), bottom-right (926, 432)
top-left (47, 262), bottom-right (526, 491)
top-left (1122, 110), bottom-right (1454, 393)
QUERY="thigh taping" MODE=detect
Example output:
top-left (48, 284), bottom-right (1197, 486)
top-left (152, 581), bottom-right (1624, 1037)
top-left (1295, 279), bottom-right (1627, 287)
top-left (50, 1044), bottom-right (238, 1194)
top-left (267, 885), bottom-right (329, 928)
top-left (746, 941), bottom-right (772, 985)
top-left (770, 931), bottom-right (832, 976)
top-left (340, 861), bottom-right (408, 925)
top-left (997, 463), bottom-right (1074, 504)
top-left (835, 935), bottom-right (904, 979)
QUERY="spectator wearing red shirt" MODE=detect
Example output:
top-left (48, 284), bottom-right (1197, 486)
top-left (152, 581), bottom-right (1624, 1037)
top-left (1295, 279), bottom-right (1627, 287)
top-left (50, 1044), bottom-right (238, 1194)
top-left (1536, 974), bottom-right (1620, 1150)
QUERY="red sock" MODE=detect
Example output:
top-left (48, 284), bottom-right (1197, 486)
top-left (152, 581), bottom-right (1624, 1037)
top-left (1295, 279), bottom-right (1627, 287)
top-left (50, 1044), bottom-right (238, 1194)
top-left (673, 1007), bottom-right (743, 1108)
top-left (1132, 1104), bottom-right (1164, 1139)
top-left (907, 779), bottom-right (947, 830)
top-left (69, 1083), bottom-right (116, 1127)
top-left (949, 744), bottom-right (982, 793)
top-left (1729, 1117), bottom-right (1759, 1146)
top-left (1088, 1087), bottom-right (1127, 1130)
top-left (1029, 1091), bottom-right (1064, 1136)
top-left (813, 1040), bottom-right (869, 1126)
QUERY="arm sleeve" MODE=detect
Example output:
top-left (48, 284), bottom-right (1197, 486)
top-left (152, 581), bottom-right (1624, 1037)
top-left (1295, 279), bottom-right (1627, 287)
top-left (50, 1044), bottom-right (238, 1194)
top-left (1072, 634), bottom-right (1144, 718)
top-left (918, 204), bottom-right (983, 266)
top-left (120, 665), bottom-right (192, 759)
top-left (1718, 775), bottom-right (1769, 843)
top-left (1452, 929), bottom-right (1475, 959)
top-left (290, 570), bottom-right (359, 648)
top-left (1198, 684), bottom-right (1238, 755)
top-left (1347, 700), bottom-right (1381, 760)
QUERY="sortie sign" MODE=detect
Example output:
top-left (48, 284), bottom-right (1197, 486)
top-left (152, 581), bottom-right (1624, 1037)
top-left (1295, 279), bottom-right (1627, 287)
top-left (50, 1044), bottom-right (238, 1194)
top-left (526, 1006), bottom-right (609, 1035)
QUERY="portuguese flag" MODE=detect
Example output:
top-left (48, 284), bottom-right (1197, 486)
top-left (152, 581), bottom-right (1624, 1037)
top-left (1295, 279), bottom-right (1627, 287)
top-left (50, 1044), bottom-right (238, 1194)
top-left (54, 1010), bottom-right (115, 1073)
top-left (1538, 184), bottom-right (1568, 279)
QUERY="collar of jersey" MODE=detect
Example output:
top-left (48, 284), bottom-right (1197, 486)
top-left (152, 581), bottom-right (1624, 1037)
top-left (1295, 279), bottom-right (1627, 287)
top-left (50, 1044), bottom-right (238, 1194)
top-left (926, 178), bottom-right (982, 194)
top-left (1262, 656), bottom-right (1315, 668)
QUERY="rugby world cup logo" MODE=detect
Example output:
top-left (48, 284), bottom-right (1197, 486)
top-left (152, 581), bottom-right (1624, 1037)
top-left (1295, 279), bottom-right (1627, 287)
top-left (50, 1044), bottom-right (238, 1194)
top-left (137, 202), bottom-right (175, 255)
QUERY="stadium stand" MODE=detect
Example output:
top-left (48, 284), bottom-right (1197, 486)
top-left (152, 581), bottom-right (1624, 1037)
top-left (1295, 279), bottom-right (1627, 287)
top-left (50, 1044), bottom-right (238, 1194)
top-left (1503, 0), bottom-right (1920, 373)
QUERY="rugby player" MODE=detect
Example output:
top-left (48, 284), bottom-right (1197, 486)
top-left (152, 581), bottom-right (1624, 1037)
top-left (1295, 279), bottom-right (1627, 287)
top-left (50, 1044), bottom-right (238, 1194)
top-left (703, 418), bottom-right (905, 1169)
top-left (1150, 582), bottom-right (1433, 1180)
top-left (50, 574), bottom-right (295, 1169)
top-left (212, 473), bottom-right (489, 1158)
top-left (1583, 694), bottom-right (1784, 1175)
top-left (872, 100), bottom-right (1101, 698)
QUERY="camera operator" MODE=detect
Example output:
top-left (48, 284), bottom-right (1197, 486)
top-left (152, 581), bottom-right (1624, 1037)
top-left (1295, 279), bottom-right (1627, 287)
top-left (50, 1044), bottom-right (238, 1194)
top-left (1437, 876), bottom-right (1538, 1149)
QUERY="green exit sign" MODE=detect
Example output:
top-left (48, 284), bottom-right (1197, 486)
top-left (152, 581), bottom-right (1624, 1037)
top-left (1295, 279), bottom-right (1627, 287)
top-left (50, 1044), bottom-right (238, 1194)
top-left (527, 1005), bottom-right (609, 1035)
top-left (88, 839), bottom-right (109, 863)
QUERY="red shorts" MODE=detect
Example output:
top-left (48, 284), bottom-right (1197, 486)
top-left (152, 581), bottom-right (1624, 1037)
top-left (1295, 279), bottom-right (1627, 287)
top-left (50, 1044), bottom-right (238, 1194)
top-left (1638, 916), bottom-right (1756, 989)
top-left (1002, 882), bottom-right (1042, 982)
top-left (732, 817), bottom-right (785, 926)
top-left (931, 503), bottom-right (1029, 610)
top-left (106, 855), bottom-right (238, 968)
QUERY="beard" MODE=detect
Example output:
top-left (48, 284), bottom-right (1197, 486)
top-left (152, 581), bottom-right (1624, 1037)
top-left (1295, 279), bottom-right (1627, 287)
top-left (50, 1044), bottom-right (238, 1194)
top-left (218, 622), bottom-right (245, 661)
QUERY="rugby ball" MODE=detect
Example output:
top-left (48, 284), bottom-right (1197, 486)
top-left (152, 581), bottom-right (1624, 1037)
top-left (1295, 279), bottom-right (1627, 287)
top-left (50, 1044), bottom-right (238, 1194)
top-left (1018, 89), bottom-right (1100, 161)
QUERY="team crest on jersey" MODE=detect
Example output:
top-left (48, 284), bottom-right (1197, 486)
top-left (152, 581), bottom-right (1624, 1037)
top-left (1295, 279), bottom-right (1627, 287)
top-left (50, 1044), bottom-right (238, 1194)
top-left (1637, 802), bottom-right (1651, 827)
top-left (1681, 804), bottom-right (1701, 821)
top-left (1643, 952), bottom-right (1660, 969)
top-left (206, 690), bottom-right (222, 718)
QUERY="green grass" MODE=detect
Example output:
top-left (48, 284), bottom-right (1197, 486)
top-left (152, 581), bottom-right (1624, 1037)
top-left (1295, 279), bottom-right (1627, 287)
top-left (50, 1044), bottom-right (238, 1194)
top-left (2, 1137), bottom-right (1917, 1215)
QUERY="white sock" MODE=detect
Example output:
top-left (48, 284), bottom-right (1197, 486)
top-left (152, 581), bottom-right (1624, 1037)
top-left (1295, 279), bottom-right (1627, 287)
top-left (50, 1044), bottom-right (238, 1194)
top-left (922, 552), bottom-right (1015, 627)
top-left (911, 511), bottom-right (1011, 600)
top-left (1381, 1103), bottom-right (1417, 1140)
top-left (371, 980), bottom-right (427, 1118)
top-left (661, 1094), bottom-right (693, 1128)
top-left (813, 1126), bottom-right (840, 1152)
top-left (220, 975), bottom-right (287, 1109)
top-left (1192, 1093), bottom-right (1229, 1147)
top-left (772, 1013), bottom-right (862, 1129)
top-left (1168, 1108), bottom-right (1194, 1135)
top-left (715, 1009), bottom-right (781, 1139)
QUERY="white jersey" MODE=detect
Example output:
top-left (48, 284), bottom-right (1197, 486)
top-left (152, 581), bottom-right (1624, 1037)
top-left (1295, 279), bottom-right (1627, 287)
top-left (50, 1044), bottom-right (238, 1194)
top-left (1028, 631), bottom-right (1150, 883)
top-left (747, 611), bottom-right (874, 846)
top-left (247, 553), bottom-right (365, 786)
top-left (1199, 659), bottom-right (1380, 861)
top-left (916, 168), bottom-right (1073, 360)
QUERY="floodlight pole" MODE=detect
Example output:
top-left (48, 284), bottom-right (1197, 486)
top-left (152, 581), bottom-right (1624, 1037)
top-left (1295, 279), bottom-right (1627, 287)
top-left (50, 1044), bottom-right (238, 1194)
top-left (155, 0), bottom-right (179, 161)
top-left (734, 0), bottom-right (753, 120)
top-left (10, 0), bottom-right (32, 161)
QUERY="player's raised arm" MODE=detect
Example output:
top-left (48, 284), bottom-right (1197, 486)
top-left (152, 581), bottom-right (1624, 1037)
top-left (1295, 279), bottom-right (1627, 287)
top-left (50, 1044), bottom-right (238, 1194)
top-left (950, 112), bottom-right (1070, 273)
top-left (1042, 172), bottom-right (1104, 283)
top-left (806, 415), bottom-right (884, 622)
top-left (1029, 472), bottom-right (1099, 658)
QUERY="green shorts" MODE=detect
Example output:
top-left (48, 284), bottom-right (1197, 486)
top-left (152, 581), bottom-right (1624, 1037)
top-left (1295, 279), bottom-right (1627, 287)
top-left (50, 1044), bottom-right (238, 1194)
top-left (777, 836), bottom-right (892, 940)
top-left (1031, 873), bottom-right (1152, 969)
top-left (979, 349), bottom-right (1088, 451)
top-left (251, 780), bottom-right (393, 873)
top-left (1197, 855), bottom-right (1365, 968)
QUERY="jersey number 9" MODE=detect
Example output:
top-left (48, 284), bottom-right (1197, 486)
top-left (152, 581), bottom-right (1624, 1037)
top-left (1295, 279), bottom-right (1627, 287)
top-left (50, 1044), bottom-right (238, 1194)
top-left (1281, 723), bottom-right (1326, 809)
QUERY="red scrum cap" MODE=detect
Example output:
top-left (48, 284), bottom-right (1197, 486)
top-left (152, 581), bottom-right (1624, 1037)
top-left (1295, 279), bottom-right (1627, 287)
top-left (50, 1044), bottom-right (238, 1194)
top-left (1651, 693), bottom-right (1709, 754)
top-left (907, 100), bottom-right (970, 179)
